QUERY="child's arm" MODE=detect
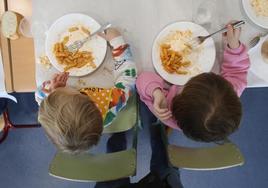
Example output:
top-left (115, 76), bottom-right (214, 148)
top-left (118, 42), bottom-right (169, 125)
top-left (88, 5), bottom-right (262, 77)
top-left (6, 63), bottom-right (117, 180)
top-left (35, 72), bottom-right (69, 105)
top-left (221, 44), bottom-right (249, 96)
top-left (136, 72), bottom-right (172, 121)
top-left (112, 36), bottom-right (136, 97)
top-left (220, 24), bottom-right (250, 97)
top-left (99, 28), bottom-right (137, 126)
top-left (136, 72), bottom-right (165, 102)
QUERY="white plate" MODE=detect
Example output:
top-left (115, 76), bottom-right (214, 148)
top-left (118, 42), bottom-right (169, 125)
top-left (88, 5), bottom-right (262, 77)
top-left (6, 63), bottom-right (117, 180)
top-left (152, 21), bottom-right (216, 85)
top-left (249, 35), bottom-right (268, 82)
top-left (242, 0), bottom-right (268, 29)
top-left (45, 13), bottom-right (107, 77)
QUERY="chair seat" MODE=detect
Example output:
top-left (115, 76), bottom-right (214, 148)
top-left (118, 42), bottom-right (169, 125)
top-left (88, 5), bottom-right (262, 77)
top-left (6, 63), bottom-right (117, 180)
top-left (168, 142), bottom-right (244, 170)
top-left (49, 149), bottom-right (137, 182)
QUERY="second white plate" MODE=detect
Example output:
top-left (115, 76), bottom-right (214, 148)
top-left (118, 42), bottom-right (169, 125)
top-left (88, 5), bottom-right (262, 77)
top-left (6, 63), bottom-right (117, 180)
top-left (242, 0), bottom-right (268, 29)
top-left (152, 21), bottom-right (216, 85)
top-left (249, 34), bottom-right (268, 82)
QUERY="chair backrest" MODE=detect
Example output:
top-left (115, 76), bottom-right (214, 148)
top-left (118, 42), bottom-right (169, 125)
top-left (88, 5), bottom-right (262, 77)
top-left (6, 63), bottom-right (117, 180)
top-left (158, 123), bottom-right (245, 171)
top-left (49, 95), bottom-right (138, 182)
top-left (103, 94), bottom-right (137, 134)
top-left (167, 142), bottom-right (245, 170)
top-left (49, 149), bottom-right (137, 182)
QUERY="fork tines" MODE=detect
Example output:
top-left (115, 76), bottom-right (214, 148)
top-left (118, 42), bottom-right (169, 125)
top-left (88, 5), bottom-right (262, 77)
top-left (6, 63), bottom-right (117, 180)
top-left (187, 38), bottom-right (200, 48)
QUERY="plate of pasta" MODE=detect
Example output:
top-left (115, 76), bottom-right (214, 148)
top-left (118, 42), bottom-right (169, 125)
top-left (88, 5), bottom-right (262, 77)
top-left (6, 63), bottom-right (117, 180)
top-left (249, 35), bottom-right (268, 82)
top-left (152, 21), bottom-right (216, 85)
top-left (242, 0), bottom-right (268, 29)
top-left (45, 13), bottom-right (107, 76)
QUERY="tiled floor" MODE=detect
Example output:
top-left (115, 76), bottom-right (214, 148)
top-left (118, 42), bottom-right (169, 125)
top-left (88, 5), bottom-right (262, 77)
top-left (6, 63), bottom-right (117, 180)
top-left (0, 88), bottom-right (268, 188)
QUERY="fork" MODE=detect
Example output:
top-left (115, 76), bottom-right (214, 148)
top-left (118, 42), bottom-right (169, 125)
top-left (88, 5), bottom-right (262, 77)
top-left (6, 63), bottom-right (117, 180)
top-left (248, 32), bottom-right (268, 49)
top-left (67, 23), bottom-right (112, 52)
top-left (188, 20), bottom-right (245, 48)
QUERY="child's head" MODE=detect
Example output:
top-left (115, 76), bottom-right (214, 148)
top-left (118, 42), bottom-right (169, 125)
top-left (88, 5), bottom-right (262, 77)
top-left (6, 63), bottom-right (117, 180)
top-left (38, 87), bottom-right (103, 154)
top-left (172, 73), bottom-right (242, 142)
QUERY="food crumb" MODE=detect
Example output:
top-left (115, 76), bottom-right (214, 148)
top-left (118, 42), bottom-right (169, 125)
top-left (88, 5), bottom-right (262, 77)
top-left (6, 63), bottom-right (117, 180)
top-left (39, 55), bottom-right (52, 69)
top-left (77, 78), bottom-right (86, 86)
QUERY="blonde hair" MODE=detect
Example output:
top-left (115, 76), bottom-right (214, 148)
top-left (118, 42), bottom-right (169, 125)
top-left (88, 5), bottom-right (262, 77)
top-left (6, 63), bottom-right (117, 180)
top-left (38, 89), bottom-right (103, 154)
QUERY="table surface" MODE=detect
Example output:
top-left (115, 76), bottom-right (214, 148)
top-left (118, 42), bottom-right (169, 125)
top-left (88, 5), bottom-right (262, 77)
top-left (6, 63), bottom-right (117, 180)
top-left (32, 0), bottom-right (268, 89)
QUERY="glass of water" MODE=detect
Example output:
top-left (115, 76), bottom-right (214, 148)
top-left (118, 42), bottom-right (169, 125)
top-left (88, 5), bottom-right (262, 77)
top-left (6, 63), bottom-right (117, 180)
top-left (19, 17), bottom-right (33, 38)
top-left (192, 0), bottom-right (218, 30)
top-left (18, 16), bottom-right (48, 40)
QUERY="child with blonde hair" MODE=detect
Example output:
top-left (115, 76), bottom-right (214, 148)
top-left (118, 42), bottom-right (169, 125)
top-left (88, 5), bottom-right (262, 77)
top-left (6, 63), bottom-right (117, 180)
top-left (36, 28), bottom-right (136, 154)
top-left (136, 23), bottom-right (250, 142)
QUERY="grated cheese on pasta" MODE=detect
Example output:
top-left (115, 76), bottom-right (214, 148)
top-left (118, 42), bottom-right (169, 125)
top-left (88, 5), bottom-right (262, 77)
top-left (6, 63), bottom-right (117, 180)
top-left (251, 0), bottom-right (268, 17)
top-left (161, 30), bottom-right (193, 55)
top-left (159, 30), bottom-right (202, 75)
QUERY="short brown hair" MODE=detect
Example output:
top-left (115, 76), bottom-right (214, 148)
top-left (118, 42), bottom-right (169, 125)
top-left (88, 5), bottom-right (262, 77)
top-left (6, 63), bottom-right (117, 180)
top-left (172, 73), bottom-right (242, 142)
top-left (38, 88), bottom-right (103, 154)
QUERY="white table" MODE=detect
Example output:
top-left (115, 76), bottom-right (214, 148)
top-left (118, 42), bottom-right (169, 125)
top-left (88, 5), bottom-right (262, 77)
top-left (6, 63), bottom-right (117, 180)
top-left (32, 0), bottom-right (268, 89)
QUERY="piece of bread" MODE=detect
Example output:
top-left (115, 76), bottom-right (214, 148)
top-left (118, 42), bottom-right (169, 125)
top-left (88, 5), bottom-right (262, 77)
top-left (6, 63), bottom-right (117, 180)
top-left (261, 40), bottom-right (268, 64)
top-left (1, 11), bottom-right (23, 40)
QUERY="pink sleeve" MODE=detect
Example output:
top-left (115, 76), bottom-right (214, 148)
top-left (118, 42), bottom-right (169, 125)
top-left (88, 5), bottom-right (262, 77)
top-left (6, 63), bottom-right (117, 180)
top-left (136, 72), bottom-right (165, 102)
top-left (220, 43), bottom-right (250, 96)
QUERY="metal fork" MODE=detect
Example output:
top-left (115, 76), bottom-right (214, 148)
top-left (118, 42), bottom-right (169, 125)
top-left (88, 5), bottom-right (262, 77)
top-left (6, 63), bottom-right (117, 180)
top-left (188, 20), bottom-right (245, 48)
top-left (249, 32), bottom-right (268, 49)
top-left (67, 23), bottom-right (112, 52)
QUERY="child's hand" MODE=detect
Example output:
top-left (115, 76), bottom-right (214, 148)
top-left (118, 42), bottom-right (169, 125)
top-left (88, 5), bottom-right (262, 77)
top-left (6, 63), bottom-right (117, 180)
top-left (152, 88), bottom-right (172, 121)
top-left (50, 72), bottom-right (69, 91)
top-left (42, 72), bottom-right (69, 94)
top-left (98, 28), bottom-right (121, 42)
top-left (224, 23), bottom-right (241, 49)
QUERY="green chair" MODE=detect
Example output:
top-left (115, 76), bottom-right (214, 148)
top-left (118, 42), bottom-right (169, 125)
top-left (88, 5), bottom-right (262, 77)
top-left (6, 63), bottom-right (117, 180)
top-left (49, 95), bottom-right (139, 182)
top-left (160, 124), bottom-right (245, 171)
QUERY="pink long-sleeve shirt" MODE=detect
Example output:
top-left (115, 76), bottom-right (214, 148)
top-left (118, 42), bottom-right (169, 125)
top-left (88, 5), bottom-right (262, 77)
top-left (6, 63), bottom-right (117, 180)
top-left (136, 44), bottom-right (250, 130)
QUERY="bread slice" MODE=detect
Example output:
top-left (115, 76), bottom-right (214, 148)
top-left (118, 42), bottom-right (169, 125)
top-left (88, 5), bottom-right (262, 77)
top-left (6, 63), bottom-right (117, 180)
top-left (261, 40), bottom-right (268, 64)
top-left (1, 11), bottom-right (23, 40)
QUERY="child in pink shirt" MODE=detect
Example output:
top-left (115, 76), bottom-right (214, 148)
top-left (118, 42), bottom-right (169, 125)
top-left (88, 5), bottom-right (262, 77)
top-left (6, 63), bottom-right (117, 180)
top-left (136, 23), bottom-right (250, 142)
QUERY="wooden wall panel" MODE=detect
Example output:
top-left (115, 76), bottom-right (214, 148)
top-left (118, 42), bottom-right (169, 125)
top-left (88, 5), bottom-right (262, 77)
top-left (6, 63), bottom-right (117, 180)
top-left (7, 0), bottom-right (36, 92)
top-left (0, 0), bottom-right (36, 92)
top-left (0, 0), bottom-right (13, 92)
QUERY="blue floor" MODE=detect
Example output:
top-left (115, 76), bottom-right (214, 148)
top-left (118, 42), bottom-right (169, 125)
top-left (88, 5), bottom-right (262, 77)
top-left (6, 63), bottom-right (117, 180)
top-left (0, 88), bottom-right (268, 188)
